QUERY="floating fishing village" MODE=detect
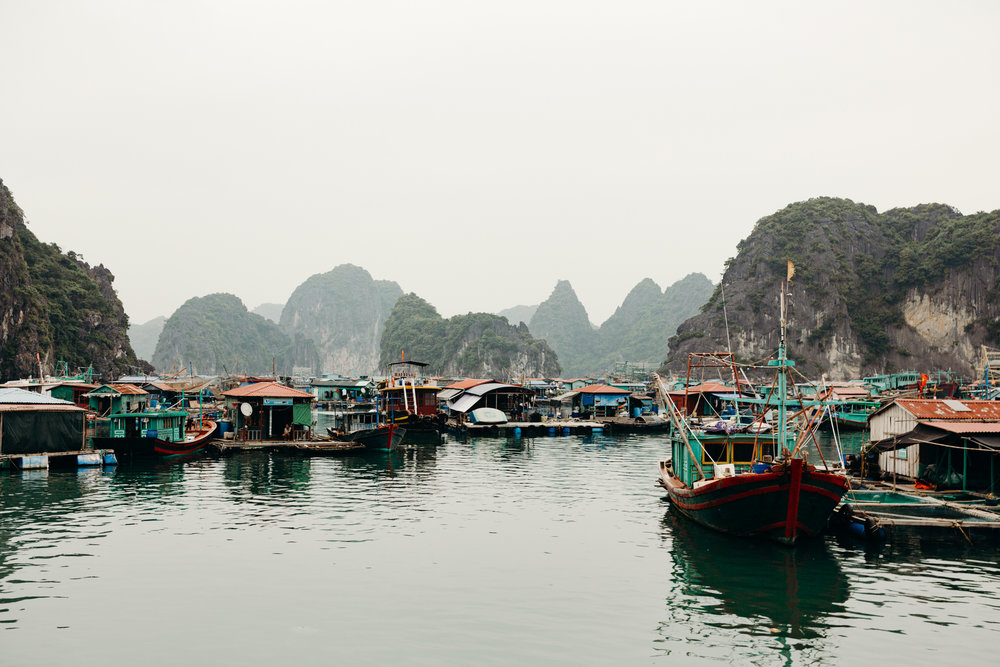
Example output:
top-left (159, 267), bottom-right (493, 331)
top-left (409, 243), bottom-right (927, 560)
top-left (5, 3), bottom-right (1000, 663)
top-left (5, 303), bottom-right (1000, 546)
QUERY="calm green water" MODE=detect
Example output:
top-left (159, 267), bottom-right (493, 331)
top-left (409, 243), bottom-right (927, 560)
top-left (1, 433), bottom-right (998, 666)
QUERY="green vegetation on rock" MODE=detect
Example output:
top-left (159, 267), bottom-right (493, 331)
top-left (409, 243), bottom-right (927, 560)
top-left (153, 293), bottom-right (319, 375)
top-left (526, 275), bottom-right (713, 377)
top-left (665, 197), bottom-right (1000, 378)
top-left (380, 294), bottom-right (560, 377)
top-left (1, 178), bottom-right (146, 381)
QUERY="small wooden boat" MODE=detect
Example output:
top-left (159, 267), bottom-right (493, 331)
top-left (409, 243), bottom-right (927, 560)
top-left (94, 412), bottom-right (217, 458)
top-left (327, 424), bottom-right (406, 451)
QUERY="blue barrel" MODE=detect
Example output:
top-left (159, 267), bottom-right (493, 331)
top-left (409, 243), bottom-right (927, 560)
top-left (592, 426), bottom-right (603, 433)
top-left (77, 453), bottom-right (102, 467)
top-left (513, 427), bottom-right (522, 438)
top-left (548, 427), bottom-right (556, 436)
top-left (633, 407), bottom-right (641, 418)
top-left (217, 420), bottom-right (232, 435)
top-left (562, 427), bottom-right (570, 436)
top-left (19, 455), bottom-right (48, 470)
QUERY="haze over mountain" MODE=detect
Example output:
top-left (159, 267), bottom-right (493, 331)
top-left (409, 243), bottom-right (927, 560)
top-left (526, 274), bottom-right (714, 377)
top-left (380, 294), bottom-right (560, 378)
top-left (498, 304), bottom-right (539, 326)
top-left (152, 293), bottom-right (319, 376)
top-left (664, 197), bottom-right (1000, 378)
top-left (128, 316), bottom-right (166, 362)
top-left (280, 264), bottom-right (402, 375)
top-left (252, 303), bottom-right (284, 324)
top-left (1, 179), bottom-right (147, 381)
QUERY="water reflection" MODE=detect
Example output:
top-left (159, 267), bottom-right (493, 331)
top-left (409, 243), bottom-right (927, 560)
top-left (0, 469), bottom-right (112, 626)
top-left (222, 454), bottom-right (312, 498)
top-left (656, 505), bottom-right (849, 664)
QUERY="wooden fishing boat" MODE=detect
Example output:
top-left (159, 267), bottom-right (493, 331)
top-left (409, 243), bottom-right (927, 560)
top-left (325, 401), bottom-right (407, 450)
top-left (93, 411), bottom-right (217, 458)
top-left (656, 279), bottom-right (849, 545)
top-left (376, 360), bottom-right (446, 438)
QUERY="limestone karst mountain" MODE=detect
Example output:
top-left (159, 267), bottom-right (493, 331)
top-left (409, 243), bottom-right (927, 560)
top-left (663, 197), bottom-right (1000, 378)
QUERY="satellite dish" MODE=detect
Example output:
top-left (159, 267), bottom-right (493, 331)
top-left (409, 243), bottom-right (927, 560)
top-left (240, 402), bottom-right (253, 417)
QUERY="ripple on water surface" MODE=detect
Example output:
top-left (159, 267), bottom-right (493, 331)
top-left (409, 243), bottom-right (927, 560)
top-left (1, 434), bottom-right (998, 665)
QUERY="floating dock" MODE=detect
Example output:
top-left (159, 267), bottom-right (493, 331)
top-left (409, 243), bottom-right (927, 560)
top-left (207, 438), bottom-right (365, 456)
top-left (1, 449), bottom-right (118, 471)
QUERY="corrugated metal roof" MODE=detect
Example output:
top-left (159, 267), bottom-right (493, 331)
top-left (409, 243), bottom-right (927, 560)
top-left (436, 388), bottom-right (463, 402)
top-left (222, 381), bottom-right (315, 399)
top-left (445, 379), bottom-right (492, 390)
top-left (112, 383), bottom-right (148, 395)
top-left (449, 393), bottom-right (482, 414)
top-left (574, 384), bottom-right (631, 395)
top-left (0, 387), bottom-right (78, 406)
top-left (918, 420), bottom-right (1000, 434)
top-left (463, 382), bottom-right (531, 397)
top-left (894, 398), bottom-right (1000, 420)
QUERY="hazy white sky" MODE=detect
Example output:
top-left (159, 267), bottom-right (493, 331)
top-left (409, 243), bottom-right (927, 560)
top-left (2, 1), bottom-right (999, 325)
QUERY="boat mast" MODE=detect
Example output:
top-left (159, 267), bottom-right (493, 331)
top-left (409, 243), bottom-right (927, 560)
top-left (778, 282), bottom-right (787, 452)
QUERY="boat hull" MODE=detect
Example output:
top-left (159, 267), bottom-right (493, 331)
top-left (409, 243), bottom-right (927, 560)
top-left (348, 425), bottom-right (406, 451)
top-left (94, 420), bottom-right (217, 458)
top-left (659, 459), bottom-right (849, 545)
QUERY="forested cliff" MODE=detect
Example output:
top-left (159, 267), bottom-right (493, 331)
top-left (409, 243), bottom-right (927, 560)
top-left (0, 179), bottom-right (145, 381)
top-left (380, 294), bottom-right (560, 377)
top-left (663, 197), bottom-right (1000, 378)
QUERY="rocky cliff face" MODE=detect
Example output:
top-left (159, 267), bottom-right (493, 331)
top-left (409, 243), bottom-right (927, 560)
top-left (663, 197), bottom-right (1000, 379)
top-left (380, 294), bottom-right (560, 377)
top-left (0, 179), bottom-right (146, 381)
top-left (280, 264), bottom-right (402, 375)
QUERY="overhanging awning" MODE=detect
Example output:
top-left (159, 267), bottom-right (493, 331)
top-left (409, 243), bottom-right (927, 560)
top-left (437, 388), bottom-right (462, 402)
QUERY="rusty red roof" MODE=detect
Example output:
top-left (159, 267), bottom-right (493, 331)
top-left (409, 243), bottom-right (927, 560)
top-left (222, 382), bottom-right (315, 399)
top-left (894, 398), bottom-right (1000, 421)
top-left (445, 379), bottom-right (492, 390)
top-left (110, 383), bottom-right (148, 395)
top-left (574, 384), bottom-right (630, 395)
top-left (918, 421), bottom-right (1000, 434)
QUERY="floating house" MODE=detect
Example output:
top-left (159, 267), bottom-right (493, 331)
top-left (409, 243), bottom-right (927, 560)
top-left (0, 387), bottom-right (86, 455)
top-left (869, 398), bottom-right (1000, 491)
top-left (84, 384), bottom-right (149, 416)
top-left (440, 380), bottom-right (534, 421)
top-left (570, 384), bottom-right (631, 419)
top-left (49, 382), bottom-right (98, 409)
top-left (222, 382), bottom-right (316, 441)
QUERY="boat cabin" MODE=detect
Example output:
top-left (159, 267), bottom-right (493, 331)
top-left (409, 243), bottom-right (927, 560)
top-left (106, 410), bottom-right (188, 442)
top-left (671, 430), bottom-right (781, 488)
top-left (378, 361), bottom-right (440, 417)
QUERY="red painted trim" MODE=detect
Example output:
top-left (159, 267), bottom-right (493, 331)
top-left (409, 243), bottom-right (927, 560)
top-left (784, 459), bottom-right (803, 541)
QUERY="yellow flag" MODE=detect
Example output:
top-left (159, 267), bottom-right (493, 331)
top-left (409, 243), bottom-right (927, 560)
top-left (787, 261), bottom-right (795, 282)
